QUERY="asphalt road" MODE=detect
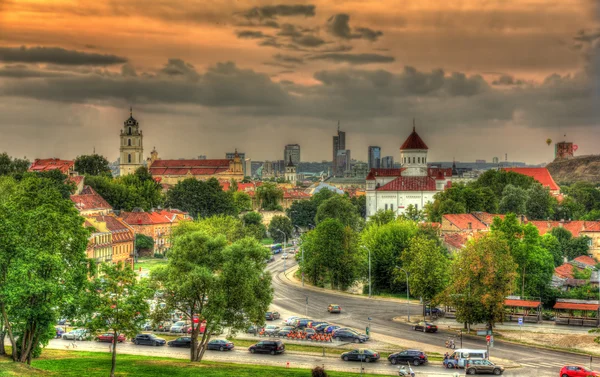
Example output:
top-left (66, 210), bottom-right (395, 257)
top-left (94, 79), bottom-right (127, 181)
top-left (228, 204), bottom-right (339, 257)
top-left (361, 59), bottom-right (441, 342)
top-left (266, 252), bottom-right (595, 377)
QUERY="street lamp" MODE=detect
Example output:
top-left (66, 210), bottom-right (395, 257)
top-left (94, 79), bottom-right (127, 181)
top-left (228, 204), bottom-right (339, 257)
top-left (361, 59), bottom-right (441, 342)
top-left (361, 246), bottom-right (371, 298)
top-left (395, 266), bottom-right (410, 322)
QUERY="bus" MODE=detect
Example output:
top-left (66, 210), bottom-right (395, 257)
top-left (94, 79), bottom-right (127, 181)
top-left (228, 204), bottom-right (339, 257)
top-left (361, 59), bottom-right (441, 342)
top-left (271, 244), bottom-right (282, 254)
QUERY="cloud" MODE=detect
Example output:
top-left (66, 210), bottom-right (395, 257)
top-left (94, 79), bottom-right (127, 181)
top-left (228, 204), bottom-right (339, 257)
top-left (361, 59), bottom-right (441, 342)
top-left (492, 74), bottom-right (524, 86)
top-left (308, 53), bottom-right (395, 65)
top-left (158, 59), bottom-right (198, 79)
top-left (273, 54), bottom-right (304, 64)
top-left (326, 14), bottom-right (384, 41)
top-left (236, 30), bottom-right (268, 39)
top-left (0, 64), bottom-right (72, 78)
top-left (241, 4), bottom-right (316, 20)
top-left (277, 24), bottom-right (303, 38)
top-left (292, 35), bottom-right (326, 47)
top-left (0, 46), bottom-right (127, 65)
top-left (574, 29), bottom-right (600, 43)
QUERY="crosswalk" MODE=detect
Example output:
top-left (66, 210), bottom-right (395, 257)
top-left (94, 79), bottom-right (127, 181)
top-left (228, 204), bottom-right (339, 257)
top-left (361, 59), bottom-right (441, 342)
top-left (517, 358), bottom-right (584, 370)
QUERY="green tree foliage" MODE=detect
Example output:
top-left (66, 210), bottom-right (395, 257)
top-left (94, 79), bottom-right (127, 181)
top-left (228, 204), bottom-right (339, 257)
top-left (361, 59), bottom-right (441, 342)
top-left (268, 215), bottom-right (293, 243)
top-left (525, 183), bottom-right (553, 220)
top-left (152, 231), bottom-right (272, 362)
top-left (565, 182), bottom-right (600, 213)
top-left (499, 184), bottom-right (527, 215)
top-left (442, 235), bottom-right (517, 331)
top-left (473, 169), bottom-right (536, 197)
top-left (165, 178), bottom-right (236, 218)
top-left (367, 210), bottom-right (396, 227)
top-left (256, 182), bottom-right (283, 211)
top-left (312, 189), bottom-right (337, 206)
top-left (581, 209), bottom-right (600, 221)
top-left (401, 235), bottom-right (450, 315)
top-left (176, 215), bottom-right (246, 244)
top-left (74, 154), bottom-right (112, 177)
top-left (135, 234), bottom-right (154, 252)
top-left (0, 153), bottom-right (29, 176)
top-left (301, 219), bottom-right (362, 290)
top-left (350, 195), bottom-right (366, 218)
top-left (400, 204), bottom-right (424, 222)
top-left (548, 227), bottom-right (590, 261)
top-left (553, 196), bottom-right (585, 221)
top-left (84, 263), bottom-right (152, 377)
top-left (242, 212), bottom-right (267, 240)
top-left (232, 191), bottom-right (252, 213)
top-left (0, 175), bottom-right (89, 363)
top-left (541, 234), bottom-right (563, 267)
top-left (286, 200), bottom-right (317, 227)
top-left (315, 195), bottom-right (362, 230)
top-left (361, 219), bottom-right (418, 294)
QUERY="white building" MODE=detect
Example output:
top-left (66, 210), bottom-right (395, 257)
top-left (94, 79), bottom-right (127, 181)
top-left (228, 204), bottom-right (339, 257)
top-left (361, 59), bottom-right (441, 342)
top-left (366, 126), bottom-right (451, 218)
top-left (285, 156), bottom-right (297, 184)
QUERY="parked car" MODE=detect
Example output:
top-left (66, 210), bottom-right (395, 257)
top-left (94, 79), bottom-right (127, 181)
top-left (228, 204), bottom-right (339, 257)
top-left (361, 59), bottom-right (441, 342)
top-left (284, 316), bottom-right (299, 326)
top-left (167, 336), bottom-right (191, 348)
top-left (264, 325), bottom-right (280, 335)
top-left (95, 333), bottom-right (126, 343)
top-left (62, 329), bottom-right (89, 341)
top-left (207, 339), bottom-right (234, 351)
top-left (265, 311), bottom-right (281, 321)
top-left (559, 365), bottom-right (600, 377)
top-left (292, 318), bottom-right (312, 328)
top-left (248, 324), bottom-right (263, 334)
top-left (413, 321), bottom-right (438, 333)
top-left (304, 328), bottom-right (316, 337)
top-left (142, 322), bottom-right (153, 331)
top-left (465, 359), bottom-right (505, 375)
top-left (55, 327), bottom-right (65, 338)
top-left (308, 321), bottom-right (327, 329)
top-left (248, 340), bottom-right (285, 355)
top-left (170, 321), bottom-right (188, 333)
top-left (154, 321), bottom-right (171, 332)
top-left (341, 349), bottom-right (380, 363)
top-left (328, 304), bottom-right (342, 313)
top-left (388, 349), bottom-right (428, 366)
top-left (333, 329), bottom-right (368, 343)
top-left (314, 323), bottom-right (330, 333)
top-left (324, 325), bottom-right (340, 334)
top-left (186, 321), bottom-right (207, 334)
top-left (133, 333), bottom-right (166, 346)
top-left (278, 326), bottom-right (295, 337)
top-left (425, 307), bottom-right (444, 316)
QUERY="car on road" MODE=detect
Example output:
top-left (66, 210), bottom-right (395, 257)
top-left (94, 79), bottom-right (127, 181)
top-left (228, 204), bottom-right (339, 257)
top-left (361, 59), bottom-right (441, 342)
top-left (266, 255), bottom-right (275, 263)
top-left (559, 365), bottom-right (600, 377)
top-left (95, 333), bottom-right (126, 343)
top-left (278, 326), bottom-right (295, 337)
top-left (207, 339), bottom-right (234, 351)
top-left (413, 321), bottom-right (437, 333)
top-left (170, 321), bottom-right (188, 333)
top-left (332, 329), bottom-right (368, 343)
top-left (265, 311), bottom-right (281, 320)
top-left (263, 325), bottom-right (280, 335)
top-left (248, 340), bottom-right (285, 355)
top-left (281, 252), bottom-right (289, 259)
top-left (328, 304), bottom-right (342, 313)
top-left (133, 333), bottom-right (166, 346)
top-left (62, 329), bottom-right (89, 341)
top-left (465, 359), bottom-right (505, 375)
top-left (167, 336), bottom-right (191, 348)
top-left (388, 349), bottom-right (428, 366)
top-left (341, 349), bottom-right (380, 363)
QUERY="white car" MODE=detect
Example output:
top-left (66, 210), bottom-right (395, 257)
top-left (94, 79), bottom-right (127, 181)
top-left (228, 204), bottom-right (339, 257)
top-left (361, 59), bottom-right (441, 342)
top-left (281, 252), bottom-right (289, 259)
top-left (284, 316), bottom-right (299, 326)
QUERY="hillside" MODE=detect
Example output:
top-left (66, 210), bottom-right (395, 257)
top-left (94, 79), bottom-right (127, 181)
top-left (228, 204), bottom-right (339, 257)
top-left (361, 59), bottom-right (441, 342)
top-left (546, 155), bottom-right (600, 184)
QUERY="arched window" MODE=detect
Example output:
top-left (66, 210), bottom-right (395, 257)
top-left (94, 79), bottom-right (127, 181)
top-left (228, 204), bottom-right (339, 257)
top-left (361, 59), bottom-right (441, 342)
top-left (128, 139), bottom-right (131, 146)
top-left (128, 127), bottom-right (132, 135)
top-left (128, 154), bottom-right (132, 163)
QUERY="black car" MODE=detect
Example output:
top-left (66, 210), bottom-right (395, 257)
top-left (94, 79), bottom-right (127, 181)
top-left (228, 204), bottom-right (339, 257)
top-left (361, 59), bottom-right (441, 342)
top-left (388, 349), bottom-right (428, 366)
top-left (333, 329), bottom-right (368, 343)
top-left (278, 326), bottom-right (295, 337)
top-left (248, 340), bottom-right (285, 355)
top-left (207, 339), bottom-right (234, 351)
top-left (413, 322), bottom-right (438, 333)
top-left (167, 336), bottom-right (192, 348)
top-left (133, 334), bottom-right (166, 346)
top-left (265, 311), bottom-right (280, 321)
top-left (314, 323), bottom-right (330, 333)
top-left (341, 349), bottom-right (380, 363)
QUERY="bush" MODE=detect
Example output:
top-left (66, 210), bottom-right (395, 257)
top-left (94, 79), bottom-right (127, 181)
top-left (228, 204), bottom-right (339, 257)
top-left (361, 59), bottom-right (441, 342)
top-left (311, 366), bottom-right (328, 377)
top-left (153, 252), bottom-right (164, 259)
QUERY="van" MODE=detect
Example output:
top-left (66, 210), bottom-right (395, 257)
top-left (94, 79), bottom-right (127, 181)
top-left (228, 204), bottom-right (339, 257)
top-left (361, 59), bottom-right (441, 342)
top-left (446, 349), bottom-right (488, 368)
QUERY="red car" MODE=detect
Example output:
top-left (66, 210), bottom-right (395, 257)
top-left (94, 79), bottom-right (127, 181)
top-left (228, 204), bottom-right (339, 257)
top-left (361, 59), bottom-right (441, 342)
top-left (560, 366), bottom-right (600, 377)
top-left (187, 321), bottom-right (207, 334)
top-left (95, 333), bottom-right (126, 343)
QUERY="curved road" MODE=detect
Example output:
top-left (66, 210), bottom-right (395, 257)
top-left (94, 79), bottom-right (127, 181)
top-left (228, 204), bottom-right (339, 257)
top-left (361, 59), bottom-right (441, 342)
top-left (267, 253), bottom-right (594, 377)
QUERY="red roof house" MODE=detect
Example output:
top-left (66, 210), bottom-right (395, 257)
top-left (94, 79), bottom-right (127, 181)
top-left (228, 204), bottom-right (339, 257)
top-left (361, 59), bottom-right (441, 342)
top-left (70, 186), bottom-right (112, 215)
top-left (502, 167), bottom-right (560, 194)
top-left (29, 158), bottom-right (74, 174)
top-left (377, 176), bottom-right (438, 191)
top-left (441, 214), bottom-right (488, 232)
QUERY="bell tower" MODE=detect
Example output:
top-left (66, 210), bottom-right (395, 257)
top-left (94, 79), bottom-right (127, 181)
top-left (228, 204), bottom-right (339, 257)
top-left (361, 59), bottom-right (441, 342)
top-left (119, 107), bottom-right (144, 176)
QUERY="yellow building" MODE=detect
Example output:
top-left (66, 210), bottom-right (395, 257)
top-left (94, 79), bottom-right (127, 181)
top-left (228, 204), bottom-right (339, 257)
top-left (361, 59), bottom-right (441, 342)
top-left (84, 215), bottom-right (135, 268)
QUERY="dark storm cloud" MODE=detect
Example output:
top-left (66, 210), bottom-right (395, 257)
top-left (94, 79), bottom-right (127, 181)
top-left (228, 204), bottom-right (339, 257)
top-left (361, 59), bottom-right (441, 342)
top-left (236, 30), bottom-right (268, 39)
top-left (0, 64), bottom-right (71, 78)
top-left (308, 53), bottom-right (394, 65)
top-left (0, 46), bottom-right (127, 65)
top-left (292, 35), bottom-right (326, 47)
top-left (277, 24), bottom-right (303, 38)
top-left (241, 4), bottom-right (316, 20)
top-left (492, 74), bottom-right (524, 86)
top-left (326, 14), bottom-right (384, 41)
top-left (574, 29), bottom-right (600, 43)
top-left (158, 59), bottom-right (199, 79)
top-left (273, 54), bottom-right (304, 64)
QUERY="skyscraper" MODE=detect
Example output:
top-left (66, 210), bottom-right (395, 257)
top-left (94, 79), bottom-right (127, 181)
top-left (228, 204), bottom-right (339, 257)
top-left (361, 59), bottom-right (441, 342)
top-left (381, 156), bottom-right (394, 168)
top-left (368, 146), bottom-right (381, 169)
top-left (332, 123), bottom-right (346, 177)
top-left (284, 144), bottom-right (301, 166)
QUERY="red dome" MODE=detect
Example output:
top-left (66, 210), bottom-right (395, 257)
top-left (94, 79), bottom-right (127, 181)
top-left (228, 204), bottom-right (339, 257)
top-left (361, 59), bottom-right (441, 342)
top-left (400, 126), bottom-right (428, 150)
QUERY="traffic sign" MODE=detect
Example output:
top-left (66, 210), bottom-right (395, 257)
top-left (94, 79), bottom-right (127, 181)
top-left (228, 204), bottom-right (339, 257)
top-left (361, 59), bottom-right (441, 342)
top-left (518, 317), bottom-right (523, 326)
top-left (486, 335), bottom-right (490, 343)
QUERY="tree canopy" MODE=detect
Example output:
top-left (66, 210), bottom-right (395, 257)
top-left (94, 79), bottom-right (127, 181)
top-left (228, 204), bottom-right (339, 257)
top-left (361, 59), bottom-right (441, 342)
top-left (165, 178), bottom-right (236, 218)
top-left (0, 152), bottom-right (29, 176)
top-left (268, 215), bottom-right (293, 244)
top-left (74, 154), bottom-right (112, 177)
top-left (315, 194), bottom-right (363, 230)
top-left (256, 182), bottom-right (283, 211)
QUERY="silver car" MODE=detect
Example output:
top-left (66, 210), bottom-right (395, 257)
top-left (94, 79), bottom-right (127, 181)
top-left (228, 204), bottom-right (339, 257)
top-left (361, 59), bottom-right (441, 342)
top-left (62, 329), bottom-right (88, 341)
top-left (170, 321), bottom-right (187, 333)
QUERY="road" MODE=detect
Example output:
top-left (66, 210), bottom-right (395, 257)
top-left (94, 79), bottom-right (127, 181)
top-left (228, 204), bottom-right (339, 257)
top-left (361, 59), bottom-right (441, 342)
top-left (266, 252), bottom-right (595, 377)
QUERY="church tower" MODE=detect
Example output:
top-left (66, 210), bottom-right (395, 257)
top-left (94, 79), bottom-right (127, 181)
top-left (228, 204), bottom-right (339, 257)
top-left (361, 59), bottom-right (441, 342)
top-left (399, 121), bottom-right (428, 177)
top-left (285, 155), bottom-right (297, 184)
top-left (119, 107), bottom-right (144, 176)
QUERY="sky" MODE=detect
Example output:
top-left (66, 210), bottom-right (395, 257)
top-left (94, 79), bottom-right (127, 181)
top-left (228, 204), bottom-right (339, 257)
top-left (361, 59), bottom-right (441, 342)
top-left (0, 0), bottom-right (599, 164)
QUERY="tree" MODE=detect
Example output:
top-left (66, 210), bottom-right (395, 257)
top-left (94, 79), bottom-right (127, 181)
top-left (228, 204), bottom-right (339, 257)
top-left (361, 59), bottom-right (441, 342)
top-left (311, 366), bottom-right (328, 377)
top-left (286, 200), bottom-right (318, 227)
top-left (242, 212), bottom-right (267, 240)
top-left (525, 183), bottom-right (553, 220)
top-left (553, 196), bottom-right (585, 221)
top-left (473, 169), bottom-right (535, 197)
top-left (300, 219), bottom-right (362, 290)
top-left (74, 154), bottom-right (112, 176)
top-left (361, 219), bottom-right (418, 294)
top-left (367, 210), bottom-right (396, 227)
top-left (176, 215), bottom-right (246, 244)
top-left (165, 178), bottom-right (236, 218)
top-left (84, 262), bottom-right (152, 377)
top-left (311, 189), bottom-right (337, 207)
top-left (228, 178), bottom-right (239, 193)
top-left (541, 234), bottom-right (563, 267)
top-left (441, 235), bottom-right (517, 331)
top-left (401, 204), bottom-right (424, 222)
top-left (85, 171), bottom-right (163, 212)
top-left (256, 182), bottom-right (283, 211)
top-left (152, 232), bottom-right (272, 362)
top-left (315, 195), bottom-right (362, 230)
top-left (350, 195), bottom-right (366, 219)
top-left (568, 236), bottom-right (591, 260)
top-left (0, 174), bottom-right (89, 363)
top-left (135, 234), bottom-right (154, 253)
top-left (499, 184), bottom-right (527, 215)
top-left (269, 215), bottom-right (293, 244)
top-left (233, 191), bottom-right (252, 212)
top-left (567, 182), bottom-right (600, 213)
top-left (0, 153), bottom-right (29, 176)
top-left (401, 235), bottom-right (450, 316)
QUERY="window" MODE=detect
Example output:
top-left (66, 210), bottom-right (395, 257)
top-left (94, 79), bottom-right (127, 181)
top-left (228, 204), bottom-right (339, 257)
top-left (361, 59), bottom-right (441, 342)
top-left (128, 127), bottom-right (132, 135)
top-left (418, 157), bottom-right (420, 163)
top-left (128, 154), bottom-right (131, 163)
top-left (413, 157), bottom-right (415, 163)
top-left (128, 139), bottom-right (131, 146)
top-left (385, 204), bottom-right (388, 210)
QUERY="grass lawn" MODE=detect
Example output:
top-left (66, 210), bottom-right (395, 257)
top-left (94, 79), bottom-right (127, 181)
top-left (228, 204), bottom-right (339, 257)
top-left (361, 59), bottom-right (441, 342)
top-left (0, 350), bottom-right (383, 377)
top-left (133, 257), bottom-right (168, 272)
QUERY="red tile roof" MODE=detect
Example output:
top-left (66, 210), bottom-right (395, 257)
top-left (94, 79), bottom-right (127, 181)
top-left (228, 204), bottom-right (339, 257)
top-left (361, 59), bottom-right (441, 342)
top-left (443, 232), bottom-right (468, 249)
top-left (377, 176), bottom-right (437, 191)
top-left (471, 212), bottom-right (506, 226)
top-left (526, 220), bottom-right (600, 238)
top-left (121, 210), bottom-right (184, 226)
top-left (443, 214), bottom-right (488, 231)
top-left (29, 158), bottom-right (74, 174)
top-left (554, 263), bottom-right (575, 279)
top-left (427, 167), bottom-right (452, 177)
top-left (90, 215), bottom-right (134, 243)
top-left (149, 167), bottom-right (229, 176)
top-left (502, 167), bottom-right (560, 192)
top-left (573, 255), bottom-right (597, 266)
top-left (220, 181), bottom-right (257, 192)
top-left (400, 127), bottom-right (428, 150)
top-left (554, 302), bottom-right (599, 311)
top-left (150, 159), bottom-right (230, 168)
top-left (504, 299), bottom-right (541, 308)
top-left (368, 168), bottom-right (405, 177)
top-left (70, 186), bottom-right (112, 212)
top-left (283, 190), bottom-right (311, 199)
top-left (69, 175), bottom-right (84, 186)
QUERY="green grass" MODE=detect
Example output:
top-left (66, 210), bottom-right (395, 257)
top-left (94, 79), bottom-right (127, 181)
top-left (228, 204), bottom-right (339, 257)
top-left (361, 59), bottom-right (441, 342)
top-left (0, 350), bottom-right (384, 377)
top-left (134, 257), bottom-right (168, 272)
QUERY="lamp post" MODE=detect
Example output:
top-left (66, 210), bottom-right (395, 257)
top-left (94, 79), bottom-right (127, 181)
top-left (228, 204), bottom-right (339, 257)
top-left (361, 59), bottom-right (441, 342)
top-left (396, 267), bottom-right (410, 321)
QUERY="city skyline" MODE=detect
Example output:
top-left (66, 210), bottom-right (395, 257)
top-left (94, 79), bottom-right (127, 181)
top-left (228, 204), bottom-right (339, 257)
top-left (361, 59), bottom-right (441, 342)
top-left (0, 0), bottom-right (598, 164)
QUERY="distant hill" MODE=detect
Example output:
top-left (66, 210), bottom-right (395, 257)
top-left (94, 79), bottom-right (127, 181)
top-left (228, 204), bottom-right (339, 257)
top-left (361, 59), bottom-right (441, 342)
top-left (546, 155), bottom-right (600, 184)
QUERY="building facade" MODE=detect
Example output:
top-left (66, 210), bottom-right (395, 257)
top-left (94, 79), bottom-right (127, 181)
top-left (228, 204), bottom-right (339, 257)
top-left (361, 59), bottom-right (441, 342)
top-left (284, 156), bottom-right (297, 184)
top-left (368, 146), bottom-right (381, 170)
top-left (381, 156), bottom-right (394, 168)
top-left (332, 125), bottom-right (346, 177)
top-left (29, 158), bottom-right (75, 174)
top-left (119, 107), bottom-right (144, 176)
top-left (120, 209), bottom-right (190, 253)
top-left (226, 152), bottom-right (247, 176)
top-left (284, 144), bottom-right (301, 166)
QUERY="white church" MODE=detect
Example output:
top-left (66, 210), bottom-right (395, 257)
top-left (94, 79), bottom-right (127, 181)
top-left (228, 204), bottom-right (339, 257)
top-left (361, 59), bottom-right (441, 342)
top-left (365, 126), bottom-right (452, 218)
